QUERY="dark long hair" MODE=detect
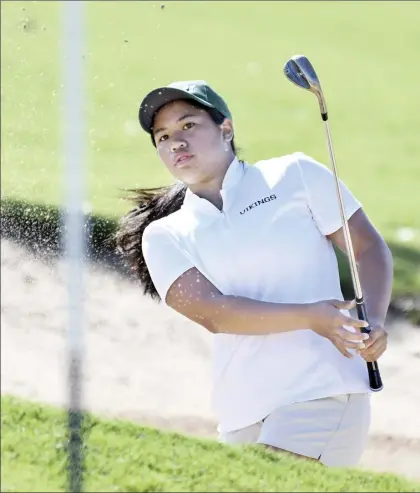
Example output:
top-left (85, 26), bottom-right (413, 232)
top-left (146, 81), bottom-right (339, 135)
top-left (114, 101), bottom-right (238, 301)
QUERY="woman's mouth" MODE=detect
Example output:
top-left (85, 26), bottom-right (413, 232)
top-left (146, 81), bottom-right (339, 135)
top-left (174, 154), bottom-right (194, 167)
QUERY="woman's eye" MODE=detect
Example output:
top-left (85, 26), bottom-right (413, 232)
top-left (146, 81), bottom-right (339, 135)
top-left (183, 122), bottom-right (195, 130)
top-left (158, 134), bottom-right (168, 143)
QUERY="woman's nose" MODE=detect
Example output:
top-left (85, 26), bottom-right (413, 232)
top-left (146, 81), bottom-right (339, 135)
top-left (171, 138), bottom-right (187, 153)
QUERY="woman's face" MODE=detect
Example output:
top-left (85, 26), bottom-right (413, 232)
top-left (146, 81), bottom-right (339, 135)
top-left (152, 100), bottom-right (234, 186)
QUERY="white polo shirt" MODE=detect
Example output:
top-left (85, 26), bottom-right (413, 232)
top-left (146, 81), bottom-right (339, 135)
top-left (142, 152), bottom-right (371, 433)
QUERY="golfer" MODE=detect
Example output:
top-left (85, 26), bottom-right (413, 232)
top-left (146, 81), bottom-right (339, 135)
top-left (116, 80), bottom-right (393, 466)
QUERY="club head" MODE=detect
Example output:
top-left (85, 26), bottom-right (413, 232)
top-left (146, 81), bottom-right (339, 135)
top-left (283, 54), bottom-right (327, 116)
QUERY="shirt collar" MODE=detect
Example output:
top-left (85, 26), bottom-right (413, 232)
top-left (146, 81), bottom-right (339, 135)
top-left (182, 157), bottom-right (246, 217)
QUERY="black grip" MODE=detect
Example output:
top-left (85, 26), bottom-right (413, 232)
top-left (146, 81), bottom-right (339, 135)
top-left (356, 298), bottom-right (383, 392)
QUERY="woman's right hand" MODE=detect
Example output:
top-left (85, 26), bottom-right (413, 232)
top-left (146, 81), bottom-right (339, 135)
top-left (307, 299), bottom-right (370, 358)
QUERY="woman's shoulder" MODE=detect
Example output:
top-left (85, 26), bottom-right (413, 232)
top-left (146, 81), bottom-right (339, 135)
top-left (251, 151), bottom-right (315, 171)
top-left (247, 151), bottom-right (308, 185)
top-left (142, 206), bottom-right (198, 251)
top-left (143, 208), bottom-right (186, 238)
top-left (252, 151), bottom-right (305, 171)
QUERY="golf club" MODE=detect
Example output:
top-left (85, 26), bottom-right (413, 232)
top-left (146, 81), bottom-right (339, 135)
top-left (283, 54), bottom-right (383, 392)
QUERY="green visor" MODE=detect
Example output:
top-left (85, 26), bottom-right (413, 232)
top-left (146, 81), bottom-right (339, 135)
top-left (138, 80), bottom-right (232, 134)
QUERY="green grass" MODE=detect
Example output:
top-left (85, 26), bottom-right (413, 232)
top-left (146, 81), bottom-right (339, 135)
top-left (1, 1), bottom-right (420, 296)
top-left (2, 396), bottom-right (419, 493)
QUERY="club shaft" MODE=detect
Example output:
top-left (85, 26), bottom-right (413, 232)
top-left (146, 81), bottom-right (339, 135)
top-left (323, 121), bottom-right (363, 300)
top-left (322, 118), bottom-right (383, 391)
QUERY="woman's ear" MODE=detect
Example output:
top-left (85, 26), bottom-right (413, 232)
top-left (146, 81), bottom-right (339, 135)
top-left (221, 119), bottom-right (234, 142)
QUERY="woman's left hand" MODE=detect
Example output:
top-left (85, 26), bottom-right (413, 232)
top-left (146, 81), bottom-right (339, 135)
top-left (357, 325), bottom-right (388, 362)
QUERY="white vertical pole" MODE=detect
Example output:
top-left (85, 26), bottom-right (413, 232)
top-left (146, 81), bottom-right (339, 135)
top-left (63, 2), bottom-right (86, 491)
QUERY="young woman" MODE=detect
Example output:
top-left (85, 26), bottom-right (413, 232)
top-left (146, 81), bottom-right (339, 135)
top-left (116, 80), bottom-right (393, 467)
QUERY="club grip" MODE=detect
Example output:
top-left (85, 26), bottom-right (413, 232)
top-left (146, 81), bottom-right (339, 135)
top-left (356, 299), bottom-right (383, 392)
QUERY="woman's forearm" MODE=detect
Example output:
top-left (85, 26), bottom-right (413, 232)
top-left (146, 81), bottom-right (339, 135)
top-left (358, 238), bottom-right (394, 326)
top-left (205, 295), bottom-right (311, 335)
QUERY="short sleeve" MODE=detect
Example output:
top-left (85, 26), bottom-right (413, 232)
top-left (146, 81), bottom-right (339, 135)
top-left (296, 152), bottom-right (362, 236)
top-left (142, 223), bottom-right (195, 304)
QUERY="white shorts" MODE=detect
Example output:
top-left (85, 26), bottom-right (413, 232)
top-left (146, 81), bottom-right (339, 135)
top-left (218, 393), bottom-right (371, 467)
